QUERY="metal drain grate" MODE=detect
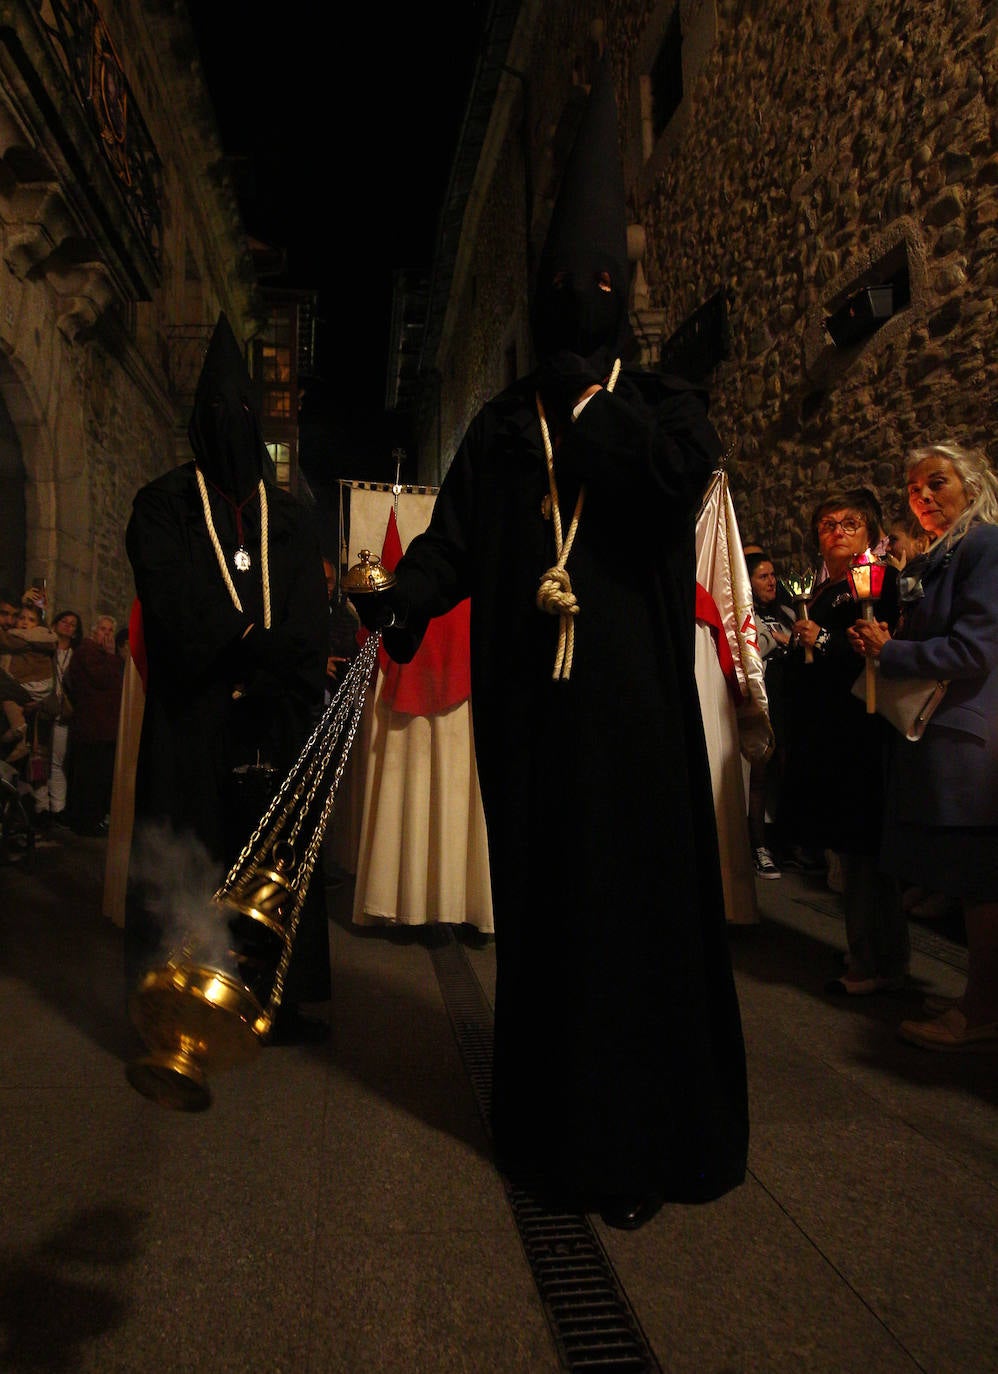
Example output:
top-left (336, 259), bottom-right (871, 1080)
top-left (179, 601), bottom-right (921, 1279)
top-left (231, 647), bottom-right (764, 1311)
top-left (430, 936), bottom-right (495, 1120)
top-left (430, 935), bottom-right (662, 1373)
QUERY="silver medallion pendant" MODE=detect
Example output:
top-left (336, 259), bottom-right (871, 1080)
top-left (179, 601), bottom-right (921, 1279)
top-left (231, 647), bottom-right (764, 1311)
top-left (234, 547), bottom-right (251, 572)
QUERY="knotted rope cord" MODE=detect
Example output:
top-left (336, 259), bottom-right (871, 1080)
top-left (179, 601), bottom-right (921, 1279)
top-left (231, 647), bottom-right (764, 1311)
top-left (535, 357), bottom-right (620, 680)
top-left (195, 467), bottom-right (272, 627)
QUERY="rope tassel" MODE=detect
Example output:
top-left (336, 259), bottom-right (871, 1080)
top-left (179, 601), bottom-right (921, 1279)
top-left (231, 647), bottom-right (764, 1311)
top-left (536, 564), bottom-right (580, 679)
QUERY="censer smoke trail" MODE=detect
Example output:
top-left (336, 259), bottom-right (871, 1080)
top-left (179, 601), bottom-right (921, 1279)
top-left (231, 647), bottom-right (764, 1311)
top-left (126, 631), bottom-right (381, 1111)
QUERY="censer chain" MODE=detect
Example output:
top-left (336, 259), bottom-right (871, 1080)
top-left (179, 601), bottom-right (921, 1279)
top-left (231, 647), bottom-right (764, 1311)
top-left (217, 633), bottom-right (380, 896)
top-left (261, 663), bottom-right (376, 1016)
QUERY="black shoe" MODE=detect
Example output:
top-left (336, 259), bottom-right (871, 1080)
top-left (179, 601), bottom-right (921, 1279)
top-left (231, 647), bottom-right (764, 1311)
top-left (825, 974), bottom-right (906, 996)
top-left (266, 1008), bottom-right (330, 1046)
top-left (781, 846), bottom-right (826, 874)
top-left (457, 924), bottom-right (493, 949)
top-left (599, 1191), bottom-right (666, 1231)
top-left (752, 846), bottom-right (781, 880)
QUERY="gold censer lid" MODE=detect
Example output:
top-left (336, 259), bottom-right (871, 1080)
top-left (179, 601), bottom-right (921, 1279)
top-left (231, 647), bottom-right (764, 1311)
top-left (341, 549), bottom-right (396, 595)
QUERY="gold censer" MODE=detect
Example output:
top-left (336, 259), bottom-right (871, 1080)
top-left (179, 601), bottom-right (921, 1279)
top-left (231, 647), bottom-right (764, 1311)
top-left (126, 548), bottom-right (394, 1110)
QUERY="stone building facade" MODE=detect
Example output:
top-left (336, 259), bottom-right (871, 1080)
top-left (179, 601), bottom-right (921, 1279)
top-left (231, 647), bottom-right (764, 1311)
top-left (412, 0), bottom-right (998, 571)
top-left (0, 0), bottom-right (260, 627)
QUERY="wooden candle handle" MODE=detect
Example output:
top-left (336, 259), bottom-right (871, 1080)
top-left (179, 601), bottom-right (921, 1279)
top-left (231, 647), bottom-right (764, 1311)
top-left (862, 603), bottom-right (876, 712)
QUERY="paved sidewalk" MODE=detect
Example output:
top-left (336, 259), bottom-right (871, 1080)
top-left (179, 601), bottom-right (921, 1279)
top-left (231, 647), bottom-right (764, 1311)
top-left (0, 832), bottom-right (994, 1373)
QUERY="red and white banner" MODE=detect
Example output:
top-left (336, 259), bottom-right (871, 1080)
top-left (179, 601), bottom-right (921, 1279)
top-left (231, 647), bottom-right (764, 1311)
top-left (695, 468), bottom-right (772, 762)
top-left (375, 505), bottom-right (471, 716)
top-left (693, 468), bottom-right (771, 926)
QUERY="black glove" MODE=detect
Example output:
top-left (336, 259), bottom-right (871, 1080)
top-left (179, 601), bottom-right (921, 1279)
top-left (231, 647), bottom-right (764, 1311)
top-left (349, 592), bottom-right (398, 633)
top-left (537, 350), bottom-right (605, 421)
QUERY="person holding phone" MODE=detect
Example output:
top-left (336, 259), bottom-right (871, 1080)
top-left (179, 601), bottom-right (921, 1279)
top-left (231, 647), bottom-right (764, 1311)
top-left (21, 578), bottom-right (48, 622)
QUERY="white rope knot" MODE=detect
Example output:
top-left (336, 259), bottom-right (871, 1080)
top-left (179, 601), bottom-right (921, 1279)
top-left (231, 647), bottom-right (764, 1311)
top-left (536, 565), bottom-right (579, 617)
top-left (534, 358), bottom-right (619, 682)
top-left (537, 565), bottom-right (578, 681)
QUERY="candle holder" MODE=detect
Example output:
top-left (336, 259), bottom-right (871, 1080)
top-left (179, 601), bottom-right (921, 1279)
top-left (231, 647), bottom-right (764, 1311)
top-left (784, 568), bottom-right (817, 665)
top-left (845, 557), bottom-right (887, 712)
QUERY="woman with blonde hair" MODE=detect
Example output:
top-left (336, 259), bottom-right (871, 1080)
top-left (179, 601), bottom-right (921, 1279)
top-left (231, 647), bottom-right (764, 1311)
top-left (883, 511), bottom-right (929, 572)
top-left (850, 441), bottom-right (998, 1050)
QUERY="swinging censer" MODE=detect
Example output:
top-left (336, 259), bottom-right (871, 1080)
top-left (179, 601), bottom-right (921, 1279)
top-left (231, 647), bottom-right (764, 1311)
top-left (126, 552), bottom-right (395, 1111)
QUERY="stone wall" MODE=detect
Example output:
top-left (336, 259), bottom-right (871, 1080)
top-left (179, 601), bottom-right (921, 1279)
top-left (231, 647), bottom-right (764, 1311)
top-left (419, 0), bottom-right (998, 571)
top-left (0, 0), bottom-right (258, 627)
top-left (433, 133), bottom-right (532, 473)
top-left (631, 0), bottom-right (998, 567)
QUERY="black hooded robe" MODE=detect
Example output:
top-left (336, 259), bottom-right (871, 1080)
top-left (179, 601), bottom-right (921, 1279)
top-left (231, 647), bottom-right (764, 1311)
top-left (124, 317), bottom-right (330, 1009)
top-left (381, 368), bottom-right (749, 1206)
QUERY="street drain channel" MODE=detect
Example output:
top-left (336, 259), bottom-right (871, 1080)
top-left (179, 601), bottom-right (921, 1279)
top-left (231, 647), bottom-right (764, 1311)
top-left (430, 934), bottom-right (663, 1373)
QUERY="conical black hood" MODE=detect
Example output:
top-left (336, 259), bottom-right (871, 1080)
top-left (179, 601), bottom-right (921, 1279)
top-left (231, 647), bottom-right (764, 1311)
top-left (188, 313), bottom-right (270, 500)
top-left (531, 55), bottom-right (636, 369)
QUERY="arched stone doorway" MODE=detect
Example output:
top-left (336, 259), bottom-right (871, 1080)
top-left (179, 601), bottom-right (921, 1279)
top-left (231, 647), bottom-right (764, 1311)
top-left (0, 372), bottom-right (26, 598)
top-left (0, 352), bottom-right (57, 611)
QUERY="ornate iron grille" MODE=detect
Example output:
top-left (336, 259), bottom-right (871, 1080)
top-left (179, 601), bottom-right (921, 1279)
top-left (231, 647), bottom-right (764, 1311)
top-left (36, 0), bottom-right (163, 267)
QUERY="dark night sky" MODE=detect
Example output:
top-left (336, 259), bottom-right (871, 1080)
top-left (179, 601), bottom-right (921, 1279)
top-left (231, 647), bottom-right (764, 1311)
top-left (185, 4), bottom-right (484, 489)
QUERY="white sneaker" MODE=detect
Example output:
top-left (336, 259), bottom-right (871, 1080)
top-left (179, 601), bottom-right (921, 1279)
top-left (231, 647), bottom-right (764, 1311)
top-left (753, 847), bottom-right (781, 879)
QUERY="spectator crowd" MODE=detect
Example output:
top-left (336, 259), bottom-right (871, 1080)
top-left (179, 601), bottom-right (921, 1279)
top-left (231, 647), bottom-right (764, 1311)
top-left (4, 431), bottom-right (994, 1065)
top-left (741, 439), bottom-right (998, 1053)
top-left (1, 583), bottom-right (124, 837)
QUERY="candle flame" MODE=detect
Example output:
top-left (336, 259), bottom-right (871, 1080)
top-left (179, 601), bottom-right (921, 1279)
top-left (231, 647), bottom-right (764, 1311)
top-left (849, 563), bottom-right (873, 599)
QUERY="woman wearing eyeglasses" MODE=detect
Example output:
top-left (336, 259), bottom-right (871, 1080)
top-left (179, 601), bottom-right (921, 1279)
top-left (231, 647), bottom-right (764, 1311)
top-left (777, 487), bottom-right (908, 996)
top-left (849, 443), bottom-right (998, 1050)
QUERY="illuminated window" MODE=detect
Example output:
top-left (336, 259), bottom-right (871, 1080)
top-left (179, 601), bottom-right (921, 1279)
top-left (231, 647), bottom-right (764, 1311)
top-left (263, 390), bottom-right (292, 419)
top-left (267, 443), bottom-right (290, 489)
top-left (261, 343), bottom-right (291, 383)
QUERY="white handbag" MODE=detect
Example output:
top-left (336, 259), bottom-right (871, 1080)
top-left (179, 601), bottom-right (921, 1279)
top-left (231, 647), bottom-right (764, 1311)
top-left (851, 671), bottom-right (948, 742)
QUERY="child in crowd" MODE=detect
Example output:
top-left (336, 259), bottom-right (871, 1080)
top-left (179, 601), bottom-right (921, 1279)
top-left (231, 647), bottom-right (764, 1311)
top-left (0, 603), bottom-right (56, 764)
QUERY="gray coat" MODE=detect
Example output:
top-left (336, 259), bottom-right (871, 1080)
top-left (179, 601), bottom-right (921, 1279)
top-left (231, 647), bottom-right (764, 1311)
top-left (880, 523), bottom-right (998, 827)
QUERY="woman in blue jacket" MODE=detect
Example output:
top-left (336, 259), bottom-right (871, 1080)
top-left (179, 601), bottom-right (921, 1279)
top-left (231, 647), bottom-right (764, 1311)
top-left (850, 442), bottom-right (998, 1051)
